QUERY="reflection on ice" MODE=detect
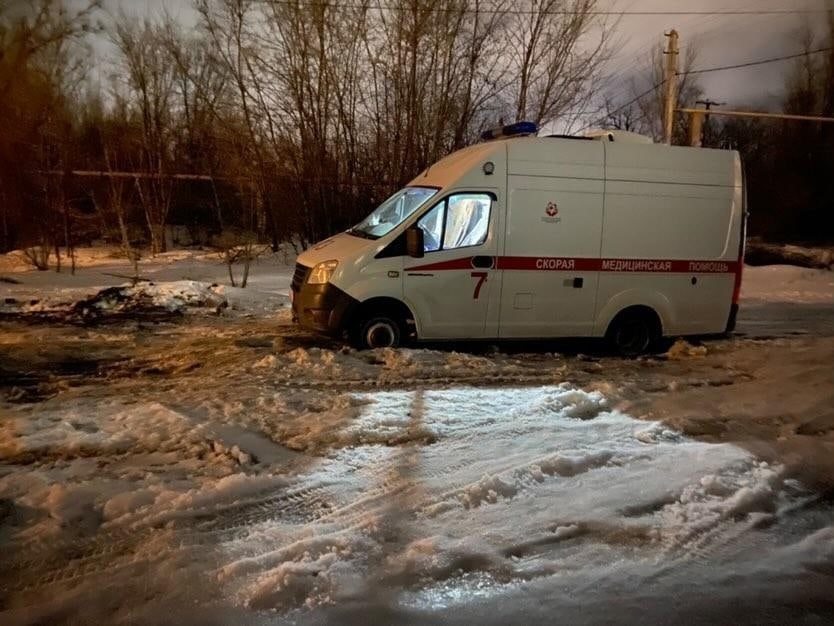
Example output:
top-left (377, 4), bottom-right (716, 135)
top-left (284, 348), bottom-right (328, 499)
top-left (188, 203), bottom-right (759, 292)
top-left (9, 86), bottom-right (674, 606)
top-left (220, 385), bottom-right (810, 614)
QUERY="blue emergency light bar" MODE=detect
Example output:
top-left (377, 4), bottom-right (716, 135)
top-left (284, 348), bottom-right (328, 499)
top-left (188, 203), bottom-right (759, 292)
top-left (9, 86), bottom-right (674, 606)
top-left (481, 121), bottom-right (538, 141)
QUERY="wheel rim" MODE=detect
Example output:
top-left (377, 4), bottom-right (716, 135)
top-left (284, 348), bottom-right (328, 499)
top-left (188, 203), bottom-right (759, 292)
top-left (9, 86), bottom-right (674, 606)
top-left (365, 321), bottom-right (397, 348)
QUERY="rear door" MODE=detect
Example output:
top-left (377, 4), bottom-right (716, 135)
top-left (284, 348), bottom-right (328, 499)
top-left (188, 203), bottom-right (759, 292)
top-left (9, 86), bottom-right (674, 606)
top-left (403, 190), bottom-right (501, 339)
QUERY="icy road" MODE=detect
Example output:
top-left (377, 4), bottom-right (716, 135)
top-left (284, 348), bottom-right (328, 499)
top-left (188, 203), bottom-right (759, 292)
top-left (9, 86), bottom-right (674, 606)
top-left (1, 251), bottom-right (833, 625)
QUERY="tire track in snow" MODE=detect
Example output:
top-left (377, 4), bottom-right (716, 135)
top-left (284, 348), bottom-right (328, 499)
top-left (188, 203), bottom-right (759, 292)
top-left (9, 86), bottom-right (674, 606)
top-left (2, 372), bottom-right (790, 608)
top-left (0, 484), bottom-right (336, 596)
top-left (210, 445), bottom-right (632, 594)
top-left (650, 490), bottom-right (821, 577)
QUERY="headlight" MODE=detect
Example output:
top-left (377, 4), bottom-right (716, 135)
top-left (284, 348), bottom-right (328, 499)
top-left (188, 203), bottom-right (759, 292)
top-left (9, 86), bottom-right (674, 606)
top-left (307, 260), bottom-right (338, 284)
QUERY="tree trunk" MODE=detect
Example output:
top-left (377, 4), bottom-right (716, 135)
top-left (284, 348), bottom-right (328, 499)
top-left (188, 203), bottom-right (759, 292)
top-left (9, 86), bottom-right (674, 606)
top-left (227, 259), bottom-right (236, 287)
top-left (241, 254), bottom-right (251, 288)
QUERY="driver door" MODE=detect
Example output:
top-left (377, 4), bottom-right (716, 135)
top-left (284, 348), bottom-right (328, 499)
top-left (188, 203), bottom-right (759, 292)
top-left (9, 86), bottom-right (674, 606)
top-left (403, 191), bottom-right (500, 339)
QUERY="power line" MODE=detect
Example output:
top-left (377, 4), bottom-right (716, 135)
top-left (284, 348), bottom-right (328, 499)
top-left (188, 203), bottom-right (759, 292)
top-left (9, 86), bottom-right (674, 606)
top-left (597, 0), bottom-right (790, 107)
top-left (580, 45), bottom-right (834, 134)
top-left (681, 47), bottom-right (833, 76)
top-left (260, 1), bottom-right (829, 16)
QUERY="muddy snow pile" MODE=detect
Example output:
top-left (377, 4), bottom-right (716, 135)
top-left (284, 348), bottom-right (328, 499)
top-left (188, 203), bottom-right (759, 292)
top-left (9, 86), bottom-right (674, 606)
top-left (71, 280), bottom-right (228, 314)
top-left (746, 239), bottom-right (834, 270)
top-left (2, 280), bottom-right (228, 321)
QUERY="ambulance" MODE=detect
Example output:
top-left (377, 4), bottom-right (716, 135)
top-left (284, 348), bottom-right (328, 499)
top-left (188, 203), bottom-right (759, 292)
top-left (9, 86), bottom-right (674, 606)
top-left (291, 122), bottom-right (746, 355)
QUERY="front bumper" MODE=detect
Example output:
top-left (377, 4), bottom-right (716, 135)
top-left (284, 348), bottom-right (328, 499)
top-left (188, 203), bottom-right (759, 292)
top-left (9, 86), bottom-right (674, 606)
top-left (291, 275), bottom-right (358, 335)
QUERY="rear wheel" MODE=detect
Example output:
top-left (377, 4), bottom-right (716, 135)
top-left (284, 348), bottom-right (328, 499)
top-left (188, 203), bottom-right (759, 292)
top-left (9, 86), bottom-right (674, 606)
top-left (606, 308), bottom-right (660, 357)
top-left (353, 314), bottom-right (403, 349)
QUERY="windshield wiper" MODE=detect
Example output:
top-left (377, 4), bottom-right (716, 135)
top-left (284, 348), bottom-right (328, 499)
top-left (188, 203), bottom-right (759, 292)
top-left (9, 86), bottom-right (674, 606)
top-left (346, 228), bottom-right (379, 240)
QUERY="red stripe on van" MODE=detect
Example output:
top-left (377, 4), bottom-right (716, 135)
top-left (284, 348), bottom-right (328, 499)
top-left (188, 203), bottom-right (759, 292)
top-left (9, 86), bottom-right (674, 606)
top-left (498, 256), bottom-right (599, 271)
top-left (407, 256), bottom-right (739, 274)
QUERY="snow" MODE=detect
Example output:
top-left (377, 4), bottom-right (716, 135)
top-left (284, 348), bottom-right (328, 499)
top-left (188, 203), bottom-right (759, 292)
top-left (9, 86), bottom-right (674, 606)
top-left (0, 245), bottom-right (294, 316)
top-left (741, 264), bottom-right (834, 304)
top-left (2, 248), bottom-right (834, 623)
top-left (784, 526), bottom-right (834, 575)
top-left (5, 379), bottom-right (821, 621)
top-left (201, 385), bottom-right (811, 615)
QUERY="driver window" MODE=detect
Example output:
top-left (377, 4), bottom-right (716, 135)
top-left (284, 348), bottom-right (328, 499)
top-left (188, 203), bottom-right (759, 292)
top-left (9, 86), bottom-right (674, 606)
top-left (417, 193), bottom-right (492, 253)
top-left (417, 204), bottom-right (443, 252)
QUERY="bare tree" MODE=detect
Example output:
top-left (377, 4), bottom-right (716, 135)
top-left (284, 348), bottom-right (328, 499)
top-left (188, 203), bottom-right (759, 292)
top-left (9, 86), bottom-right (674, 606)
top-left (197, 0), bottom-right (287, 249)
top-left (600, 94), bottom-right (642, 132)
top-left (101, 102), bottom-right (141, 278)
top-left (449, 0), bottom-right (511, 147)
top-left (3, 0), bottom-right (621, 257)
top-left (0, 0), bottom-right (98, 255)
top-left (112, 16), bottom-right (176, 254)
top-left (214, 227), bottom-right (263, 287)
top-left (162, 16), bottom-right (229, 234)
top-left (34, 32), bottom-right (91, 273)
top-left (505, 0), bottom-right (614, 127)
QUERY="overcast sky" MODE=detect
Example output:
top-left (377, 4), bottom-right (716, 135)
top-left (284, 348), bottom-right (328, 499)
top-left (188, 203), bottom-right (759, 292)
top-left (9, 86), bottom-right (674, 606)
top-left (100, 0), bottom-right (828, 114)
top-left (603, 0), bottom-right (827, 109)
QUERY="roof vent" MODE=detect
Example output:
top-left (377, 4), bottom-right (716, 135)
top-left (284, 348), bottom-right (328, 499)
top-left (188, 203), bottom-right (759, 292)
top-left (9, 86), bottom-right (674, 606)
top-left (585, 130), bottom-right (653, 144)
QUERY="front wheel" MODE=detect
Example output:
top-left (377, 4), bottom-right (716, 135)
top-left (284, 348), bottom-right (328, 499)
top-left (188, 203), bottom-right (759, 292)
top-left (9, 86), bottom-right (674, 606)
top-left (353, 315), bottom-right (403, 349)
top-left (606, 310), bottom-right (658, 357)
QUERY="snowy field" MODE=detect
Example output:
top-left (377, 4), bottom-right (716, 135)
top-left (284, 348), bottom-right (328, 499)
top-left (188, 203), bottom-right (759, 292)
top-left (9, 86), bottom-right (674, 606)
top-left (1, 248), bottom-right (833, 625)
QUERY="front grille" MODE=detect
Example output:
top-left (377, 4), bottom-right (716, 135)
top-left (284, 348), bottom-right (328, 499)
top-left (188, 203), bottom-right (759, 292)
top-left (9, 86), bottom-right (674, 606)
top-left (291, 263), bottom-right (311, 292)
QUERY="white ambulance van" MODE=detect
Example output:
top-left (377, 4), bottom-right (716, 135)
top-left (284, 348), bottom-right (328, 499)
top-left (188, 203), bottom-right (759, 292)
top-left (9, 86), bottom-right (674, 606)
top-left (291, 123), bottom-right (746, 355)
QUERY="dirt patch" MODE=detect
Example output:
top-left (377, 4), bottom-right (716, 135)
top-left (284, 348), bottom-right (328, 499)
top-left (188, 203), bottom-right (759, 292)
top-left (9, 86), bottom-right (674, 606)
top-left (0, 307), bottom-right (184, 326)
top-left (0, 355), bottom-right (131, 403)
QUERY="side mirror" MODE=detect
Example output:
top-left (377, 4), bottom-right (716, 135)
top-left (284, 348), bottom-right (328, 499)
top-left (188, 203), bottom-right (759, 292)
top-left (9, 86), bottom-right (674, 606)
top-left (406, 226), bottom-right (424, 258)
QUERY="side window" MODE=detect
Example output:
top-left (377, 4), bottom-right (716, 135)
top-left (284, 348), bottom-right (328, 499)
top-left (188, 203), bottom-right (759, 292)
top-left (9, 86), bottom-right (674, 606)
top-left (416, 193), bottom-right (492, 253)
top-left (443, 194), bottom-right (491, 249)
top-left (417, 204), bottom-right (443, 252)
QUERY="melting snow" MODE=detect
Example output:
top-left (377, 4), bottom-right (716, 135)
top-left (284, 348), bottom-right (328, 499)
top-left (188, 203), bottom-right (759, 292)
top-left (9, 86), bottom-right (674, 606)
top-left (202, 385), bottom-right (813, 614)
top-left (1, 374), bottom-right (831, 625)
top-left (2, 249), bottom-right (834, 623)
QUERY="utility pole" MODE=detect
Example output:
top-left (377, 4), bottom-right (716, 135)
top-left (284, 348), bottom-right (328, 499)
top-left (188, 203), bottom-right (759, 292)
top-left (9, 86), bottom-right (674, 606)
top-left (695, 98), bottom-right (726, 147)
top-left (696, 98), bottom-right (726, 118)
top-left (688, 98), bottom-right (726, 147)
top-left (662, 29), bottom-right (679, 145)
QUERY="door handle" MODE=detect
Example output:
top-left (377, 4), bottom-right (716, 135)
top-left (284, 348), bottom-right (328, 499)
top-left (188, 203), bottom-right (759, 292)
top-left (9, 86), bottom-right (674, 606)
top-left (573, 277), bottom-right (583, 288)
top-left (471, 256), bottom-right (495, 269)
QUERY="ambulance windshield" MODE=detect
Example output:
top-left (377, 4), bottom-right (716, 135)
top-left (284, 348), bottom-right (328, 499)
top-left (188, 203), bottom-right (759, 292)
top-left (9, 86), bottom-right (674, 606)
top-left (348, 186), bottom-right (438, 240)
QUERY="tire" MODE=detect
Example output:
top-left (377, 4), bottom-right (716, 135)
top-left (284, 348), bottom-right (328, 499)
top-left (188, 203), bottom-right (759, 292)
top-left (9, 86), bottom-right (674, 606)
top-left (354, 315), bottom-right (403, 349)
top-left (606, 309), bottom-right (658, 357)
